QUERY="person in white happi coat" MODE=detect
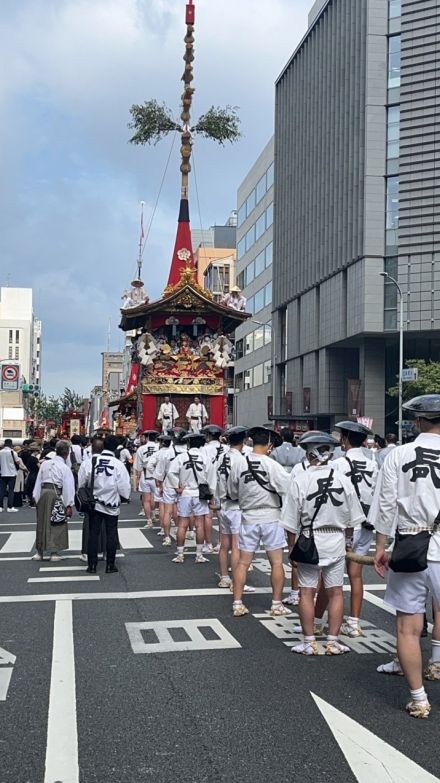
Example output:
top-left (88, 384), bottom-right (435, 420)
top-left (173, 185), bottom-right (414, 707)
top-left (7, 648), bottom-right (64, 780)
top-left (154, 430), bottom-right (186, 546)
top-left (227, 426), bottom-right (290, 618)
top-left (167, 433), bottom-right (217, 564)
top-left (374, 395), bottom-right (440, 719)
top-left (157, 396), bottom-right (179, 433)
top-left (200, 425), bottom-right (228, 554)
top-left (147, 433), bottom-right (171, 537)
top-left (281, 433), bottom-right (364, 656)
top-left (332, 420), bottom-right (378, 638)
top-left (186, 396), bottom-right (208, 433)
top-left (79, 435), bottom-right (131, 573)
top-left (134, 431), bottom-right (159, 527)
top-left (221, 286), bottom-right (246, 312)
top-left (32, 440), bottom-right (75, 561)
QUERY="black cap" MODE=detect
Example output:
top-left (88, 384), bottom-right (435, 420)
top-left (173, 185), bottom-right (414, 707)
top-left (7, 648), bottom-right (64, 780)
top-left (182, 433), bottom-right (206, 444)
top-left (403, 395), bottom-right (440, 420)
top-left (158, 433), bottom-right (172, 443)
top-left (335, 420), bottom-right (372, 437)
top-left (247, 426), bottom-right (283, 448)
top-left (201, 425), bottom-right (223, 437)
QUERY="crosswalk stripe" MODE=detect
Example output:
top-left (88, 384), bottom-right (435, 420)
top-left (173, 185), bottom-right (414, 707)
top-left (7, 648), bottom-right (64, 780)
top-left (0, 531), bottom-right (36, 553)
top-left (28, 576), bottom-right (100, 583)
top-left (118, 528), bottom-right (153, 550)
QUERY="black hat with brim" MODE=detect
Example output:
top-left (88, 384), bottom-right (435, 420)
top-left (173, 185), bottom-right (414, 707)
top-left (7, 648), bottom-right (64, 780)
top-left (182, 433), bottom-right (206, 444)
top-left (299, 433), bottom-right (339, 450)
top-left (335, 420), bottom-right (372, 437)
top-left (201, 425), bottom-right (223, 436)
top-left (143, 430), bottom-right (160, 437)
top-left (247, 426), bottom-right (283, 448)
top-left (225, 426), bottom-right (248, 441)
top-left (158, 433), bottom-right (173, 443)
top-left (403, 394), bottom-right (440, 419)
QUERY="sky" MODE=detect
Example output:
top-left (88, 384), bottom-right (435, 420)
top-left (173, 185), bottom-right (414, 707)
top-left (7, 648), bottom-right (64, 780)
top-left (0, 0), bottom-right (310, 396)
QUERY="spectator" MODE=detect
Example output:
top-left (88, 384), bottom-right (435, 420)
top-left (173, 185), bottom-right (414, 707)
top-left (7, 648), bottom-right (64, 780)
top-left (0, 438), bottom-right (20, 513)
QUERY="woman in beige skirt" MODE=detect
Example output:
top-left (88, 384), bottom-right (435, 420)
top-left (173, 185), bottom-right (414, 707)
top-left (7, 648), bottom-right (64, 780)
top-left (32, 440), bottom-right (75, 562)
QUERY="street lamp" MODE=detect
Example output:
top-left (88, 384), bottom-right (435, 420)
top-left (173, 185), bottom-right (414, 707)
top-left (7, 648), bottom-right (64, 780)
top-left (380, 271), bottom-right (404, 444)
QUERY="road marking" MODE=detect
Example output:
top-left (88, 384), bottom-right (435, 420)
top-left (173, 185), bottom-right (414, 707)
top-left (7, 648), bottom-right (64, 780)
top-left (311, 692), bottom-right (440, 782)
top-left (28, 576), bottom-right (100, 583)
top-left (0, 531), bottom-right (36, 553)
top-left (0, 586), bottom-right (275, 604)
top-left (126, 618), bottom-right (241, 654)
top-left (44, 600), bottom-right (79, 783)
top-left (254, 614), bottom-right (396, 654)
top-left (68, 530), bottom-right (83, 550)
top-left (0, 646), bottom-right (16, 702)
top-left (39, 567), bottom-right (88, 572)
top-left (0, 554), bottom-right (125, 562)
top-left (118, 528), bottom-right (153, 550)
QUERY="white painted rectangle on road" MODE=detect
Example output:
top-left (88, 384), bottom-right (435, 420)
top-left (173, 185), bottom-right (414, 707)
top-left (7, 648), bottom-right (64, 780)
top-left (28, 576), bottom-right (100, 583)
top-left (39, 567), bottom-right (88, 572)
top-left (44, 600), bottom-right (78, 783)
top-left (0, 531), bottom-right (35, 554)
top-left (0, 669), bottom-right (13, 701)
top-left (126, 618), bottom-right (241, 654)
top-left (67, 530), bottom-right (83, 551)
top-left (118, 528), bottom-right (153, 550)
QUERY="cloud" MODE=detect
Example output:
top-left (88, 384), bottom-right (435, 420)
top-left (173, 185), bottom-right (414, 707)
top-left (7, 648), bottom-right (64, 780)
top-left (0, 0), bottom-right (310, 395)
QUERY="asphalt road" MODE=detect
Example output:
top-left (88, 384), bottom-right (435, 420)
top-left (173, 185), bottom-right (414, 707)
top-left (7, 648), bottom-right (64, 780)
top-left (1, 502), bottom-right (440, 783)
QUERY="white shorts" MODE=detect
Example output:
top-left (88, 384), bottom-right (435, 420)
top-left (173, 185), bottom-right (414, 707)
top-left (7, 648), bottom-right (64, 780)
top-left (239, 522), bottom-right (286, 553)
top-left (139, 477), bottom-right (156, 494)
top-left (177, 495), bottom-right (209, 518)
top-left (162, 488), bottom-right (177, 504)
top-left (219, 509), bottom-right (241, 536)
top-left (297, 557), bottom-right (345, 589)
top-left (353, 525), bottom-right (374, 556)
top-left (384, 561), bottom-right (440, 614)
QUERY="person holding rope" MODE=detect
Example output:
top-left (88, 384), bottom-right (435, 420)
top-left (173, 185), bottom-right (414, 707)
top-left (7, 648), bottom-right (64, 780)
top-left (374, 394), bottom-right (440, 719)
top-left (281, 432), bottom-right (364, 655)
top-left (332, 420), bottom-right (378, 638)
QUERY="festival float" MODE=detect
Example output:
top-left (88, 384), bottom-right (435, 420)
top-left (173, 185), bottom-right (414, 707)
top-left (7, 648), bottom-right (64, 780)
top-left (114, 0), bottom-right (249, 434)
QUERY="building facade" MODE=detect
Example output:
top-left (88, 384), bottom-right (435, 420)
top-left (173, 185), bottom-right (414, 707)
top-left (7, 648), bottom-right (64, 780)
top-left (272, 0), bottom-right (439, 434)
top-left (233, 137), bottom-right (274, 426)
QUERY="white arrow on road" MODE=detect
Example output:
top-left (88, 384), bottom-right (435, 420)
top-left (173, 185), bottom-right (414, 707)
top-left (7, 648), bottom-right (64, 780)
top-left (311, 692), bottom-right (440, 782)
top-left (0, 646), bottom-right (16, 701)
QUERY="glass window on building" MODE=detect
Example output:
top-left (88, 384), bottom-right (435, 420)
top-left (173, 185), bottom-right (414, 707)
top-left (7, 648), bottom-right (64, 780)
top-left (15, 330), bottom-right (19, 343)
top-left (383, 257), bottom-right (398, 330)
top-left (264, 321), bottom-right (272, 345)
top-left (245, 332), bottom-right (254, 355)
top-left (247, 295), bottom-right (254, 314)
top-left (265, 281), bottom-right (272, 306)
top-left (237, 270), bottom-right (245, 290)
top-left (238, 203), bottom-right (246, 227)
top-left (256, 174), bottom-right (266, 204)
top-left (8, 346), bottom-right (12, 359)
top-left (256, 213), bottom-right (266, 241)
top-left (244, 370), bottom-right (252, 390)
top-left (8, 329), bottom-right (12, 343)
top-left (235, 339), bottom-right (244, 360)
top-left (245, 260), bottom-right (255, 286)
top-left (388, 36), bottom-right (401, 89)
top-left (264, 360), bottom-right (272, 385)
top-left (245, 224), bottom-right (256, 252)
top-left (235, 372), bottom-right (243, 391)
top-left (389, 0), bottom-right (401, 18)
top-left (266, 162), bottom-right (274, 190)
top-left (266, 203), bottom-right (274, 229)
top-left (255, 249), bottom-right (265, 278)
top-left (237, 237), bottom-right (246, 259)
top-left (254, 326), bottom-right (264, 351)
top-left (253, 364), bottom-right (263, 387)
top-left (386, 176), bottom-right (399, 229)
top-left (246, 189), bottom-right (256, 217)
top-left (254, 288), bottom-right (265, 313)
top-left (387, 106), bottom-right (400, 159)
top-left (265, 242), bottom-right (273, 267)
top-left (14, 346), bottom-right (19, 360)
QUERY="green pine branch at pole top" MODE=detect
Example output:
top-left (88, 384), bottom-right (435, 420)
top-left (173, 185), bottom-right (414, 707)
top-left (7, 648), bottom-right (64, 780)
top-left (387, 359), bottom-right (440, 402)
top-left (127, 100), bottom-right (241, 147)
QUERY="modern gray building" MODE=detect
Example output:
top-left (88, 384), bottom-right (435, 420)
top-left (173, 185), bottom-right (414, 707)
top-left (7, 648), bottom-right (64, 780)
top-left (272, 0), bottom-right (440, 435)
top-left (234, 138), bottom-right (274, 426)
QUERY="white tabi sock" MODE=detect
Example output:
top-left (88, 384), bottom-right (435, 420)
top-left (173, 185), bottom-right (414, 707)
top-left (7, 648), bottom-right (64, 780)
top-left (410, 686), bottom-right (429, 703)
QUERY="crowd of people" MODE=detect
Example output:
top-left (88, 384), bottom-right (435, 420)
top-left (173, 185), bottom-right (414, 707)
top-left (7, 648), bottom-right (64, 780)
top-left (1, 393), bottom-right (440, 719)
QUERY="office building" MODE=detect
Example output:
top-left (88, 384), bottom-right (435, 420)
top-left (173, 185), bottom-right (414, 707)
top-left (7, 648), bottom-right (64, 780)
top-left (203, 253), bottom-right (236, 302)
top-left (272, 0), bottom-right (440, 434)
top-left (233, 137), bottom-right (274, 426)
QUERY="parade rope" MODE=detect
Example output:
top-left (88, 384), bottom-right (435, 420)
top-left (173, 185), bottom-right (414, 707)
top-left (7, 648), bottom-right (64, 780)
top-left (346, 551), bottom-right (375, 566)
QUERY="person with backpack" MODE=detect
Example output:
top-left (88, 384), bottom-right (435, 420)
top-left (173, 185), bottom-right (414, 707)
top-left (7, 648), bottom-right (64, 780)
top-left (153, 429), bottom-right (186, 547)
top-left (217, 426), bottom-right (251, 590)
top-left (332, 420), bottom-right (378, 638)
top-left (0, 438), bottom-right (21, 513)
top-left (227, 426), bottom-right (290, 617)
top-left (281, 432), bottom-right (364, 655)
top-left (201, 425), bottom-right (227, 554)
top-left (134, 430), bottom-right (159, 527)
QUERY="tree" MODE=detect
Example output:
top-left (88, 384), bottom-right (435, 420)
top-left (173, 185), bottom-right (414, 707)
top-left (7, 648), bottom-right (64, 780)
top-left (60, 388), bottom-right (84, 413)
top-left (387, 359), bottom-right (440, 402)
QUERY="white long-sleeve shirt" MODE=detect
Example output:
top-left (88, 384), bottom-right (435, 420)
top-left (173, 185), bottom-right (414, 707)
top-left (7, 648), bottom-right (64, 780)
top-left (33, 456), bottom-right (75, 507)
top-left (78, 450), bottom-right (131, 516)
top-left (281, 464), bottom-right (363, 563)
top-left (227, 452), bottom-right (289, 524)
top-left (167, 447), bottom-right (216, 497)
top-left (217, 448), bottom-right (243, 511)
top-left (201, 439), bottom-right (229, 467)
top-left (332, 447), bottom-right (378, 515)
top-left (134, 443), bottom-right (159, 479)
top-left (373, 433), bottom-right (440, 561)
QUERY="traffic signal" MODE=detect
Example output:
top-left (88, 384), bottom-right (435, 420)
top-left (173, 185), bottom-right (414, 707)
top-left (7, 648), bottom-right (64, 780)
top-left (22, 384), bottom-right (40, 396)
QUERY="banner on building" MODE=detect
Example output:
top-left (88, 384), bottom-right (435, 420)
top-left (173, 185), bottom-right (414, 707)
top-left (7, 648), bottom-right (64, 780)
top-left (1, 363), bottom-right (20, 391)
top-left (347, 379), bottom-right (362, 417)
top-left (303, 388), bottom-right (311, 414)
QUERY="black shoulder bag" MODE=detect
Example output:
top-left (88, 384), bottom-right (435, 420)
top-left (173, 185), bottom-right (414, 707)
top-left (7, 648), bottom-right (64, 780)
top-left (346, 457), bottom-right (373, 530)
top-left (188, 455), bottom-right (212, 501)
top-left (245, 456), bottom-right (283, 508)
top-left (389, 510), bottom-right (440, 573)
top-left (289, 468), bottom-right (336, 565)
top-left (75, 457), bottom-right (97, 513)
